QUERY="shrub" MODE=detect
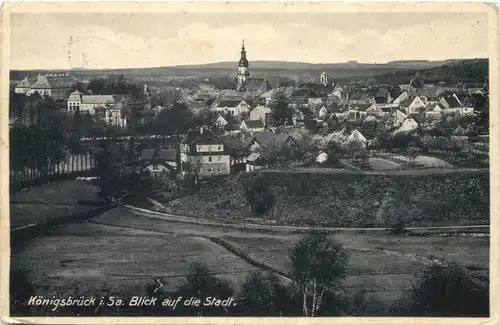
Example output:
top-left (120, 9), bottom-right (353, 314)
top-left (408, 262), bottom-right (489, 316)
top-left (243, 175), bottom-right (274, 215)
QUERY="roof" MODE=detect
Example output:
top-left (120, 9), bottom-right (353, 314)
top-left (355, 103), bottom-right (373, 111)
top-left (442, 95), bottom-right (462, 108)
top-left (30, 74), bottom-right (79, 89)
top-left (216, 100), bottom-right (243, 108)
top-left (243, 120), bottom-right (265, 129)
top-left (237, 77), bottom-right (273, 94)
top-left (363, 115), bottom-right (380, 123)
top-left (290, 88), bottom-right (319, 98)
top-left (375, 88), bottom-right (389, 98)
top-left (220, 135), bottom-right (247, 151)
top-left (157, 149), bottom-right (176, 161)
top-left (141, 149), bottom-right (155, 160)
top-left (252, 131), bottom-right (292, 149)
top-left (392, 109), bottom-right (407, 119)
top-left (182, 129), bottom-right (222, 145)
top-left (81, 95), bottom-right (119, 105)
top-left (246, 152), bottom-right (267, 164)
top-left (252, 105), bottom-right (272, 114)
top-left (301, 83), bottom-right (335, 96)
top-left (15, 75), bottom-right (39, 88)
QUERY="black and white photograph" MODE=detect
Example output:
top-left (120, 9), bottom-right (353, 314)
top-left (2, 2), bottom-right (497, 322)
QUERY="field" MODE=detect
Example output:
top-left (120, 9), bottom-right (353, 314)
top-left (10, 180), bottom-right (102, 229)
top-left (162, 170), bottom-right (490, 228)
top-left (11, 207), bottom-right (489, 316)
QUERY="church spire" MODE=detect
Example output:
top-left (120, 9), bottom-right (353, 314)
top-left (237, 40), bottom-right (250, 90)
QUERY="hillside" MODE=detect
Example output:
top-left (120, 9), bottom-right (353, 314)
top-left (10, 59), bottom-right (481, 81)
top-left (337, 59), bottom-right (488, 85)
top-left (164, 170), bottom-right (489, 228)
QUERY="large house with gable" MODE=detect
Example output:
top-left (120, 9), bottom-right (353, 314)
top-left (180, 128), bottom-right (231, 178)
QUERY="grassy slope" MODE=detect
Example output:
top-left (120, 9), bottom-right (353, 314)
top-left (12, 207), bottom-right (489, 315)
top-left (10, 180), bottom-right (101, 229)
top-left (165, 170), bottom-right (489, 228)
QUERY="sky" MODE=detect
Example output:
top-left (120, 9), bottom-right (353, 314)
top-left (10, 12), bottom-right (489, 70)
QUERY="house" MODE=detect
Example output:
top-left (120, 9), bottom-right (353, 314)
top-left (247, 131), bottom-right (300, 155)
top-left (19, 74), bottom-right (79, 101)
top-left (67, 90), bottom-right (130, 114)
top-left (212, 99), bottom-right (251, 117)
top-left (237, 77), bottom-right (273, 96)
top-left (249, 105), bottom-right (272, 126)
top-left (374, 88), bottom-right (391, 104)
top-left (362, 115), bottom-right (380, 125)
top-left (240, 120), bottom-right (265, 132)
top-left (347, 129), bottom-right (367, 144)
top-left (425, 103), bottom-right (446, 119)
top-left (141, 149), bottom-right (176, 179)
top-left (104, 104), bottom-right (127, 128)
top-left (391, 90), bottom-right (409, 105)
top-left (180, 128), bottom-right (231, 178)
top-left (214, 115), bottom-right (228, 128)
top-left (14, 75), bottom-right (39, 94)
top-left (393, 118), bottom-right (419, 135)
top-left (246, 152), bottom-right (268, 172)
top-left (391, 109), bottom-right (407, 127)
top-left (407, 96), bottom-right (427, 115)
top-left (220, 134), bottom-right (250, 169)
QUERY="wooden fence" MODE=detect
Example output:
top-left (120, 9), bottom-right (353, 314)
top-left (10, 152), bottom-right (96, 189)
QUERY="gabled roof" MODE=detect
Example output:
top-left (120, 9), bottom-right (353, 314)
top-left (81, 95), bottom-right (119, 105)
top-left (392, 109), bottom-right (407, 119)
top-left (220, 135), bottom-right (247, 151)
top-left (442, 95), bottom-right (462, 108)
top-left (238, 77), bottom-right (273, 94)
top-left (15, 75), bottom-right (39, 88)
top-left (251, 131), bottom-right (292, 149)
top-left (30, 74), bottom-right (79, 89)
top-left (242, 120), bottom-right (265, 129)
top-left (354, 103), bottom-right (373, 111)
top-left (363, 115), bottom-right (380, 124)
top-left (246, 152), bottom-right (268, 164)
top-left (216, 99), bottom-right (243, 108)
top-left (251, 105), bottom-right (272, 114)
top-left (182, 129), bottom-right (222, 145)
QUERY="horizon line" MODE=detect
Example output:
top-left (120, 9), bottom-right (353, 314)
top-left (10, 57), bottom-right (488, 72)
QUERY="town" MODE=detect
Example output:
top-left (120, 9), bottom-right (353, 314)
top-left (9, 42), bottom-right (489, 188)
top-left (9, 40), bottom-right (490, 318)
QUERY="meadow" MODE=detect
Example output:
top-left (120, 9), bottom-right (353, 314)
top-left (11, 206), bottom-right (489, 316)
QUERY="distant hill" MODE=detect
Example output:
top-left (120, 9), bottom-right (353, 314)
top-left (336, 59), bottom-right (488, 85)
top-left (10, 58), bottom-right (487, 85)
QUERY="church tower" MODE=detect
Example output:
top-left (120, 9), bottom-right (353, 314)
top-left (320, 71), bottom-right (328, 86)
top-left (237, 40), bottom-right (250, 89)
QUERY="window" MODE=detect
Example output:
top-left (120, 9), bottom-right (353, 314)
top-left (218, 146), bottom-right (222, 151)
top-left (218, 167), bottom-right (223, 174)
top-left (208, 168), bottom-right (213, 174)
top-left (208, 156), bottom-right (212, 162)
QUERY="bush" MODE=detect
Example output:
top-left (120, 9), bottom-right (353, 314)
top-left (408, 262), bottom-right (489, 316)
top-left (243, 175), bottom-right (274, 215)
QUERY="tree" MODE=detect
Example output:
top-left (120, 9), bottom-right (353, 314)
top-left (290, 229), bottom-right (348, 317)
top-left (406, 147), bottom-right (419, 166)
top-left (150, 102), bottom-right (194, 135)
top-left (175, 262), bottom-right (235, 316)
top-left (238, 271), bottom-right (299, 316)
top-left (409, 262), bottom-right (489, 316)
top-left (243, 175), bottom-right (274, 215)
top-left (270, 91), bottom-right (293, 126)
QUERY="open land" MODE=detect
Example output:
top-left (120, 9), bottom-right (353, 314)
top-left (11, 202), bottom-right (489, 315)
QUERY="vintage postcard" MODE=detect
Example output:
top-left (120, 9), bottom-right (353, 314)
top-left (1, 2), bottom-right (498, 324)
